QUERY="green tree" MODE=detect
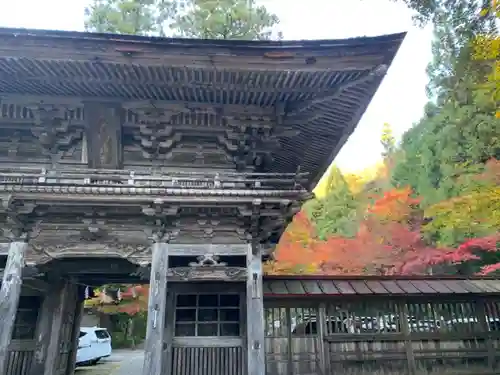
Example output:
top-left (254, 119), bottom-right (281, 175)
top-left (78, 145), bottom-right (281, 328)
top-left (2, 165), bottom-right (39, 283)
top-left (84, 0), bottom-right (280, 40)
top-left (305, 166), bottom-right (361, 240)
top-left (84, 0), bottom-right (177, 35)
top-left (392, 2), bottom-right (499, 246)
top-left (381, 123), bottom-right (396, 159)
top-left (173, 0), bottom-right (279, 40)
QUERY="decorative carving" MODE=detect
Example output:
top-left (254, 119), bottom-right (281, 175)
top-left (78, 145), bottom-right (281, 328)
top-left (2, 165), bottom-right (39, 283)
top-left (29, 242), bottom-right (151, 266)
top-left (167, 253), bottom-right (246, 281)
top-left (0, 200), bottom-right (39, 242)
top-left (189, 253), bottom-right (226, 267)
top-left (143, 219), bottom-right (179, 243)
top-left (28, 103), bottom-right (83, 165)
top-left (168, 266), bottom-right (246, 281)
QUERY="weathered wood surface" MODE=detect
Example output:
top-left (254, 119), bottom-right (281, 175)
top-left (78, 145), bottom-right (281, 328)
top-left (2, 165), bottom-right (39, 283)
top-left (0, 27), bottom-right (405, 188)
top-left (65, 288), bottom-right (84, 375)
top-left (28, 282), bottom-right (61, 375)
top-left (84, 102), bottom-right (123, 169)
top-left (5, 340), bottom-right (35, 375)
top-left (55, 283), bottom-right (80, 375)
top-left (264, 297), bottom-right (500, 375)
top-left (247, 243), bottom-right (265, 375)
top-left (43, 281), bottom-right (69, 375)
top-left (142, 242), bottom-right (169, 375)
top-left (171, 346), bottom-right (245, 375)
top-left (0, 241), bottom-right (27, 375)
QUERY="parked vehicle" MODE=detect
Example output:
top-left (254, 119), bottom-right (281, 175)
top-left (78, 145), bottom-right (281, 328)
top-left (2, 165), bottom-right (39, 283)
top-left (76, 327), bottom-right (112, 366)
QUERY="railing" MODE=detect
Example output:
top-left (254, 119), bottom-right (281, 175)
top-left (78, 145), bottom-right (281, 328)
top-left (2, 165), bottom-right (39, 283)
top-left (0, 167), bottom-right (309, 191)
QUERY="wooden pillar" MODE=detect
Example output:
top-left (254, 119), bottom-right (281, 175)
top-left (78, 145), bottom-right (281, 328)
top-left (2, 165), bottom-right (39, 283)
top-left (28, 281), bottom-right (63, 375)
top-left (65, 286), bottom-right (85, 375)
top-left (317, 304), bottom-right (328, 374)
top-left (476, 299), bottom-right (495, 369)
top-left (0, 240), bottom-right (28, 375)
top-left (247, 242), bottom-right (265, 375)
top-left (142, 242), bottom-right (169, 375)
top-left (44, 280), bottom-right (70, 375)
top-left (399, 300), bottom-right (416, 375)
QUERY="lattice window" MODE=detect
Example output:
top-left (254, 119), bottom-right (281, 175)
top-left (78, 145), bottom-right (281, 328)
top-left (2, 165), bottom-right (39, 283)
top-left (174, 293), bottom-right (241, 337)
top-left (12, 296), bottom-right (41, 339)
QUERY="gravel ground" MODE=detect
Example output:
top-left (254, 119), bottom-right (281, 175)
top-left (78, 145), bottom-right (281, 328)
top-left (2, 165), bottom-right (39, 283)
top-left (75, 350), bottom-right (144, 375)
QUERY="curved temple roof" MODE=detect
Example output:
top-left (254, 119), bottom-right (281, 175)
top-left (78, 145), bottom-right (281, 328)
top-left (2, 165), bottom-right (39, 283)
top-left (0, 28), bottom-right (406, 188)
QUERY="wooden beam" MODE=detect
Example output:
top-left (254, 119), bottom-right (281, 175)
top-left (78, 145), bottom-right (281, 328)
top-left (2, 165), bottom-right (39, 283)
top-left (246, 242), bottom-right (265, 375)
top-left (142, 242), bottom-right (169, 375)
top-left (0, 31), bottom-right (388, 71)
top-left (0, 95), bottom-right (274, 116)
top-left (0, 72), bottom-right (354, 95)
top-left (0, 241), bottom-right (27, 375)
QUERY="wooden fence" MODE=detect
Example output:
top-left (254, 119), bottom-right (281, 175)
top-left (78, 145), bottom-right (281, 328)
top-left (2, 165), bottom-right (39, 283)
top-left (264, 296), bottom-right (500, 375)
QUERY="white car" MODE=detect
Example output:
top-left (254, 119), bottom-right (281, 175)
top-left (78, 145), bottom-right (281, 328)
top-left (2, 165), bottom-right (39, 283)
top-left (76, 327), bottom-right (112, 366)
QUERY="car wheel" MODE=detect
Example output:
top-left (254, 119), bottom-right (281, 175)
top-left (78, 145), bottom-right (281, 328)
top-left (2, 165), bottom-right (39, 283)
top-left (90, 358), bottom-right (101, 365)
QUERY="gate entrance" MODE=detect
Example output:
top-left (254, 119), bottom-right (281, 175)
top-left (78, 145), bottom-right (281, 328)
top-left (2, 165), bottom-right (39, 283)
top-left (170, 286), bottom-right (246, 375)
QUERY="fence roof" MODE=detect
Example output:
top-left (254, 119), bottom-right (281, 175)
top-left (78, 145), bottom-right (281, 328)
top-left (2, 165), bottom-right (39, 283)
top-left (262, 276), bottom-right (500, 296)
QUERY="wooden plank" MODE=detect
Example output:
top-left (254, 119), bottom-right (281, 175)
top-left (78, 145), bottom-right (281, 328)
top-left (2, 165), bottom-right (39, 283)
top-left (483, 280), bottom-right (500, 293)
top-left (379, 280), bottom-right (405, 294)
top-left (44, 280), bottom-right (70, 375)
top-left (441, 280), bottom-right (470, 293)
top-left (267, 281), bottom-right (288, 295)
top-left (284, 280), bottom-right (305, 295)
top-left (301, 280), bottom-right (323, 295)
top-left (409, 280), bottom-right (437, 294)
top-left (247, 243), bottom-right (265, 375)
top-left (332, 281), bottom-right (356, 294)
top-left (0, 241), bottom-right (27, 375)
top-left (318, 280), bottom-right (340, 295)
top-left (163, 291), bottom-right (176, 375)
top-left (425, 280), bottom-right (453, 294)
top-left (317, 305), bottom-right (328, 374)
top-left (398, 300), bottom-right (416, 375)
top-left (365, 280), bottom-right (389, 294)
top-left (167, 243), bottom-right (248, 256)
top-left (349, 280), bottom-right (374, 294)
top-left (28, 282), bottom-right (60, 375)
top-left (395, 280), bottom-right (421, 294)
top-left (468, 280), bottom-right (497, 293)
top-left (142, 242), bottom-right (169, 375)
top-left (84, 102), bottom-right (123, 169)
top-left (460, 280), bottom-right (484, 293)
top-left (65, 287), bottom-right (85, 375)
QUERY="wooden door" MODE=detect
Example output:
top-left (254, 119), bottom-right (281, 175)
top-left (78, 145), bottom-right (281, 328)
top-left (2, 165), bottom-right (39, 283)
top-left (169, 285), bottom-right (246, 375)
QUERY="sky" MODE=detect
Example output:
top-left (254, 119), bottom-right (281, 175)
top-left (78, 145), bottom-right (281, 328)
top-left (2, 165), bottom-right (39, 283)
top-left (0, 0), bottom-right (433, 174)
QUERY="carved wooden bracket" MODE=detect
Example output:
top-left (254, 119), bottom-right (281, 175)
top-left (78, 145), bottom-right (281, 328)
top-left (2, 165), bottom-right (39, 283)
top-left (143, 218), bottom-right (179, 244)
top-left (28, 103), bottom-right (83, 164)
top-left (0, 200), bottom-right (39, 242)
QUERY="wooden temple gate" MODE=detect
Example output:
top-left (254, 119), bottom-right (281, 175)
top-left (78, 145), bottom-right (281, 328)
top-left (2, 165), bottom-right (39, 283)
top-left (0, 27), bottom-right (406, 375)
top-left (5, 275), bottom-right (500, 375)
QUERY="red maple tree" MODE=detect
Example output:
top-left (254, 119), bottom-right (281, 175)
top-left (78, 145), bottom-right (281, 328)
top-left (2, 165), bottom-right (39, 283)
top-left (266, 185), bottom-right (499, 276)
top-left (265, 211), bottom-right (321, 274)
